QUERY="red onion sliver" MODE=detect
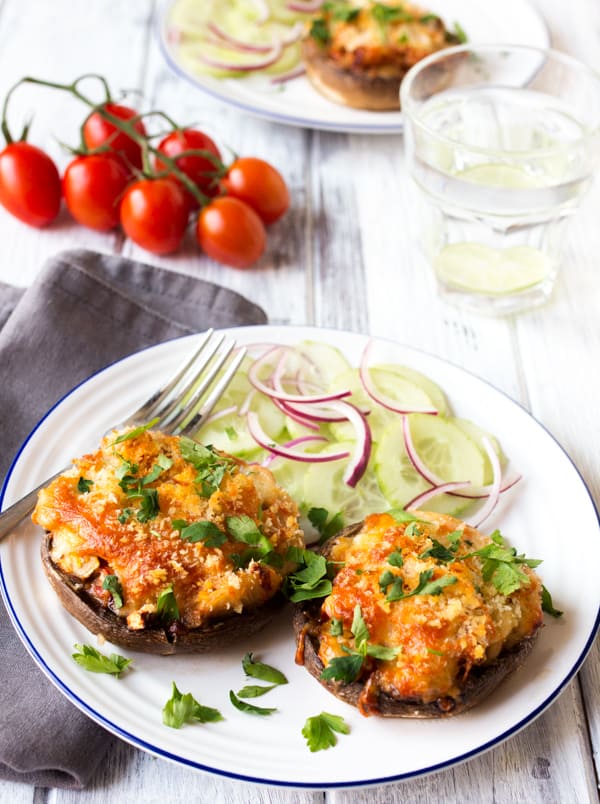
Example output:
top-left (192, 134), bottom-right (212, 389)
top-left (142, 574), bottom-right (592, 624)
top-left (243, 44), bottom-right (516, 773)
top-left (273, 398), bottom-right (320, 431)
top-left (249, 347), bottom-right (351, 404)
top-left (199, 405), bottom-right (238, 427)
top-left (470, 437), bottom-right (503, 528)
top-left (271, 66), bottom-right (306, 84)
top-left (325, 401), bottom-right (372, 487)
top-left (360, 339), bottom-right (438, 416)
top-left (286, 0), bottom-right (323, 12)
top-left (247, 411), bottom-right (349, 463)
top-left (207, 22), bottom-right (274, 53)
top-left (402, 414), bottom-right (448, 486)
top-left (262, 435), bottom-right (328, 466)
top-left (197, 41), bottom-right (283, 72)
top-left (450, 471), bottom-right (522, 499)
top-left (406, 481), bottom-right (473, 510)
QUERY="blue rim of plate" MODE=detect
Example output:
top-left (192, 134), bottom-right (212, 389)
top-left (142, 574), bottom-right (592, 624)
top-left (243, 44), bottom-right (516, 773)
top-left (1, 328), bottom-right (598, 789)
top-left (155, 0), bottom-right (551, 135)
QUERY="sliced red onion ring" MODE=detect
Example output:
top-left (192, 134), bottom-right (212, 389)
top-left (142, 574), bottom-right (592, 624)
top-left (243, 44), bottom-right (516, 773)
top-left (360, 339), bottom-right (438, 416)
top-left (262, 435), bottom-right (328, 466)
top-left (249, 347), bottom-right (351, 404)
top-left (252, 0), bottom-right (270, 24)
top-left (271, 66), bottom-right (306, 84)
top-left (406, 481), bottom-right (473, 511)
top-left (197, 41), bottom-right (283, 72)
top-left (247, 411), bottom-right (349, 462)
top-left (324, 401), bottom-right (372, 487)
top-left (272, 397), bottom-right (320, 431)
top-left (207, 22), bottom-right (274, 53)
top-left (470, 437), bottom-right (502, 528)
top-left (450, 472), bottom-right (522, 499)
top-left (286, 0), bottom-right (323, 12)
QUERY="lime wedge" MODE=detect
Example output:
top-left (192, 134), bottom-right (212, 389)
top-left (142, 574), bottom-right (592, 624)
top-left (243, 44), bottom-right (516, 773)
top-left (434, 243), bottom-right (552, 295)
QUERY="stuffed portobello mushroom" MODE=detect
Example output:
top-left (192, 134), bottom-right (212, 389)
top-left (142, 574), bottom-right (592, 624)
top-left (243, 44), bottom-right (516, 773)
top-left (293, 511), bottom-right (543, 717)
top-left (33, 428), bottom-right (304, 654)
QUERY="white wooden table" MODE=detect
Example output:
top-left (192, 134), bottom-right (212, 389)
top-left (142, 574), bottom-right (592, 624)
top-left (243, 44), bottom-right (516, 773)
top-left (1, 1), bottom-right (599, 802)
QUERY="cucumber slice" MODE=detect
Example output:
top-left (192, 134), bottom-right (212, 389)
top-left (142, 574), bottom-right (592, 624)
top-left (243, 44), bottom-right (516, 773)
top-left (376, 364), bottom-right (449, 416)
top-left (375, 416), bottom-right (487, 515)
top-left (453, 418), bottom-right (506, 483)
top-left (303, 445), bottom-right (389, 524)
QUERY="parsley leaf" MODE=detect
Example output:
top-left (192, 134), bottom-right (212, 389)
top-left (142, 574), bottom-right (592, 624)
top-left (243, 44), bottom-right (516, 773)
top-left (117, 507), bottom-right (134, 524)
top-left (541, 585), bottom-right (563, 618)
top-left (72, 644), bottom-right (132, 677)
top-left (419, 539), bottom-right (457, 563)
top-left (157, 585), bottom-right (179, 622)
top-left (162, 682), bottom-right (223, 728)
top-left (77, 477), bottom-right (93, 494)
top-left (452, 20), bottom-right (468, 43)
top-left (320, 651), bottom-right (364, 683)
top-left (112, 418), bottom-right (159, 445)
top-left (136, 488), bottom-right (159, 523)
top-left (179, 437), bottom-right (235, 497)
top-left (308, 507), bottom-right (344, 546)
top-left (386, 569), bottom-right (458, 601)
top-left (387, 508), bottom-right (426, 524)
top-left (404, 522), bottom-right (422, 538)
top-left (330, 617), bottom-right (343, 636)
top-left (351, 605), bottom-right (369, 651)
top-left (242, 652), bottom-right (288, 685)
top-left (229, 690), bottom-right (276, 716)
top-left (236, 684), bottom-right (278, 698)
top-left (177, 520), bottom-right (227, 547)
top-left (227, 516), bottom-right (272, 553)
top-left (388, 549), bottom-right (404, 568)
top-left (142, 453), bottom-right (173, 485)
top-left (115, 455), bottom-right (138, 481)
top-left (302, 711), bottom-right (350, 752)
top-left (283, 548), bottom-right (334, 602)
top-left (461, 531), bottom-right (542, 596)
top-left (309, 18), bottom-right (330, 45)
top-left (366, 643), bottom-right (401, 661)
top-left (102, 574), bottom-right (124, 609)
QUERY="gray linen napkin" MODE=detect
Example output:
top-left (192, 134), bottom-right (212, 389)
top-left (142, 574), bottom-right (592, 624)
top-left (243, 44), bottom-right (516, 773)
top-left (0, 249), bottom-right (267, 788)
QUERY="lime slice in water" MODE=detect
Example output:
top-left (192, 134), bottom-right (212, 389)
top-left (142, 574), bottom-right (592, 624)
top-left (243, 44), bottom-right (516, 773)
top-left (434, 243), bottom-right (552, 295)
top-left (458, 163), bottom-right (545, 189)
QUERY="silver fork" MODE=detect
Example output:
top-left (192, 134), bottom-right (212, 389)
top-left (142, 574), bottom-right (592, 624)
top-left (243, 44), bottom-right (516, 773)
top-left (0, 329), bottom-right (247, 542)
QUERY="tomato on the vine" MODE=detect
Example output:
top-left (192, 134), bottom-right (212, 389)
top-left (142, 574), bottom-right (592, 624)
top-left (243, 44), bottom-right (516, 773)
top-left (63, 154), bottom-right (130, 231)
top-left (83, 103), bottom-right (146, 170)
top-left (156, 128), bottom-right (221, 208)
top-left (221, 157), bottom-right (289, 224)
top-left (196, 196), bottom-right (266, 269)
top-left (0, 141), bottom-right (61, 227)
top-left (120, 178), bottom-right (188, 255)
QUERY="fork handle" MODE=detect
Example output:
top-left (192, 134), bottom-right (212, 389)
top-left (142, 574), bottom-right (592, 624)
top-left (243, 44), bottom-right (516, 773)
top-left (0, 468), bottom-right (65, 542)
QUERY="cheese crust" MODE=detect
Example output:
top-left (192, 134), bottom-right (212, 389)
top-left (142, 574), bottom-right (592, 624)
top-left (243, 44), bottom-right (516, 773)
top-left (33, 429), bottom-right (303, 632)
top-left (305, 512), bottom-right (542, 711)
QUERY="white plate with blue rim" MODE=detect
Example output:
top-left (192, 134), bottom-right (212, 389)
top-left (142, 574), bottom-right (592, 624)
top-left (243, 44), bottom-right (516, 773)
top-left (1, 325), bottom-right (598, 789)
top-left (158, 0), bottom-right (550, 134)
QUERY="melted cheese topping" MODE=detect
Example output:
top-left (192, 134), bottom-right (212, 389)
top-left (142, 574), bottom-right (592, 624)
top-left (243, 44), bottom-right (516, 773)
top-left (317, 512), bottom-right (542, 704)
top-left (33, 430), bottom-right (303, 630)
top-left (320, 1), bottom-right (456, 76)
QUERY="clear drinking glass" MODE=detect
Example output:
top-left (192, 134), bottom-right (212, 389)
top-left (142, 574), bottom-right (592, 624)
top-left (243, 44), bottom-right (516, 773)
top-left (401, 45), bottom-right (600, 315)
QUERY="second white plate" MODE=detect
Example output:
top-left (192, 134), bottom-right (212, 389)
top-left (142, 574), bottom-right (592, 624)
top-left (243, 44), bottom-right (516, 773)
top-left (158, 0), bottom-right (551, 133)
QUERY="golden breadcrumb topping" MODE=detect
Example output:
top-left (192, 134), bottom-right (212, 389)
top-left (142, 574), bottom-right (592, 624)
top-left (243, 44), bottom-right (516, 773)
top-left (33, 429), bottom-right (303, 630)
top-left (317, 511), bottom-right (542, 705)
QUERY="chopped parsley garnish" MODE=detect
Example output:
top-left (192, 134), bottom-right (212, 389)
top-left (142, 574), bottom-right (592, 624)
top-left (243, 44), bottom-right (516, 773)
top-left (452, 20), bottom-right (468, 43)
top-left (112, 418), bottom-right (159, 445)
top-left (308, 507), bottom-right (344, 546)
top-left (236, 684), bottom-right (278, 698)
top-left (174, 520), bottom-right (227, 548)
top-left (404, 522), bottom-right (422, 538)
top-left (117, 507), bottom-right (134, 524)
top-left (385, 568), bottom-right (458, 602)
top-left (427, 647), bottom-right (445, 657)
top-left (419, 535), bottom-right (461, 563)
top-left (323, 1), bottom-right (360, 22)
top-left (225, 426), bottom-right (238, 441)
top-left (115, 455), bottom-right (138, 480)
top-left (387, 508), bottom-right (426, 525)
top-left (330, 617), bottom-right (343, 636)
top-left (142, 453), bottom-right (173, 485)
top-left (242, 652), bottom-right (288, 685)
top-left (420, 13), bottom-right (439, 23)
top-left (460, 530), bottom-right (541, 596)
top-left (282, 547), bottom-right (334, 602)
top-left (102, 574), bottom-right (124, 609)
top-left (136, 488), bottom-right (160, 523)
top-left (321, 605), bottom-right (400, 683)
top-left (309, 18), bottom-right (331, 46)
top-left (77, 477), bottom-right (93, 494)
top-left (229, 690), bottom-right (276, 716)
top-left (387, 549), bottom-right (404, 568)
top-left (72, 644), bottom-right (132, 677)
top-left (179, 437), bottom-right (236, 497)
top-left (302, 712), bottom-right (350, 752)
top-left (162, 682), bottom-right (223, 729)
top-left (157, 585), bottom-right (179, 623)
top-left (542, 585), bottom-right (563, 618)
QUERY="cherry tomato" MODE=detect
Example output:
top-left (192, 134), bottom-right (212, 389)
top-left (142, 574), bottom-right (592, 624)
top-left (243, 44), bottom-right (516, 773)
top-left (155, 128), bottom-right (221, 208)
top-left (221, 157), bottom-right (289, 224)
top-left (63, 154), bottom-right (130, 232)
top-left (83, 103), bottom-right (146, 170)
top-left (196, 196), bottom-right (266, 269)
top-left (0, 142), bottom-right (61, 227)
top-left (120, 178), bottom-right (188, 255)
